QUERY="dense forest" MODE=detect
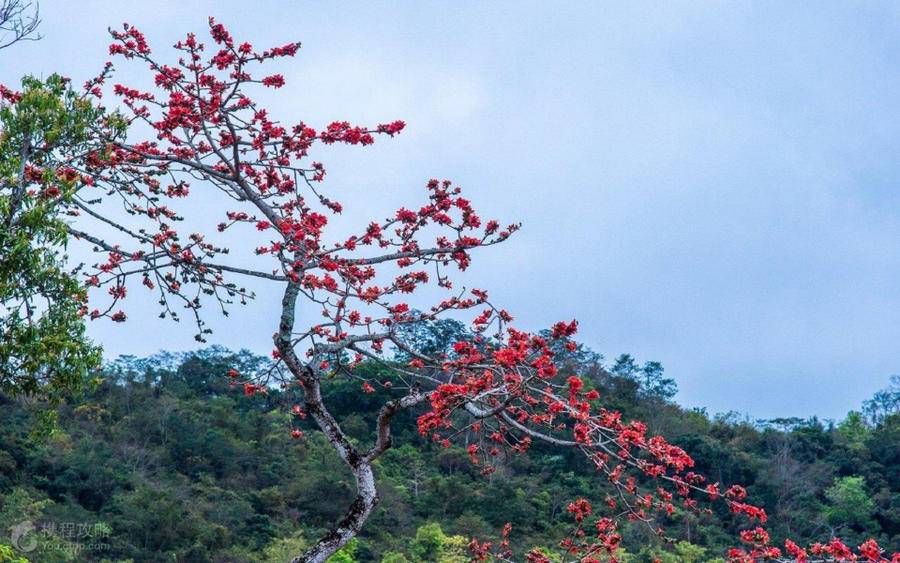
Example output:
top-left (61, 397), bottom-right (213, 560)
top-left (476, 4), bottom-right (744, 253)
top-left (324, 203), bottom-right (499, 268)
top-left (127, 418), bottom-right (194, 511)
top-left (1, 334), bottom-right (897, 562)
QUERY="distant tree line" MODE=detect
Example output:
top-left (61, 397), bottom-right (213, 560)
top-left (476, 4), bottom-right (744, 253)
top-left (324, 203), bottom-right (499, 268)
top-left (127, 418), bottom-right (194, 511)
top-left (0, 338), bottom-right (896, 561)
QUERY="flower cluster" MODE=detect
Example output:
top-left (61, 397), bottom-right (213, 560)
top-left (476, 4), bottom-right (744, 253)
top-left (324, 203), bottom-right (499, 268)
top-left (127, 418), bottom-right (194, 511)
top-left (418, 321), bottom-right (898, 561)
top-left (72, 19), bottom-right (516, 346)
top-left (725, 529), bottom-right (896, 562)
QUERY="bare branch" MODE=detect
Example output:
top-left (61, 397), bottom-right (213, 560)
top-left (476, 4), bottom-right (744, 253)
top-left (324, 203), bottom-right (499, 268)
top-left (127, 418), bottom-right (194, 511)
top-left (0, 0), bottom-right (40, 51)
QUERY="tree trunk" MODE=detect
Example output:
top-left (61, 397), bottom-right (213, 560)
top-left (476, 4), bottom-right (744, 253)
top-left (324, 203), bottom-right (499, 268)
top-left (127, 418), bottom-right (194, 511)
top-left (276, 282), bottom-right (380, 562)
top-left (291, 462), bottom-right (379, 563)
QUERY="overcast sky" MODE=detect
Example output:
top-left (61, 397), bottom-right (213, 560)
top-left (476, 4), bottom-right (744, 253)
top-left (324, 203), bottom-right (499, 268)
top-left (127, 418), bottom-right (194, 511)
top-left (3, 1), bottom-right (898, 420)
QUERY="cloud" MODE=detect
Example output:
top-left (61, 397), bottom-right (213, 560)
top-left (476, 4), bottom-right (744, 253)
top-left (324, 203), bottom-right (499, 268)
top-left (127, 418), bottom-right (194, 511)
top-left (3, 1), bottom-right (897, 419)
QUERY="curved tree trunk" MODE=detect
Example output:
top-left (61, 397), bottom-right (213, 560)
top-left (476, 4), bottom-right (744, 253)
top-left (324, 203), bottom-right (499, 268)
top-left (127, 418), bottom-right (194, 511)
top-left (291, 461), bottom-right (379, 563)
top-left (288, 372), bottom-right (382, 563)
top-left (275, 282), bottom-right (419, 563)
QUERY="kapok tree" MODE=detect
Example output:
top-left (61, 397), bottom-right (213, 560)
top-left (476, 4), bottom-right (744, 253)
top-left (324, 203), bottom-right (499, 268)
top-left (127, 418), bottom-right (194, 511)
top-left (2, 19), bottom-right (896, 563)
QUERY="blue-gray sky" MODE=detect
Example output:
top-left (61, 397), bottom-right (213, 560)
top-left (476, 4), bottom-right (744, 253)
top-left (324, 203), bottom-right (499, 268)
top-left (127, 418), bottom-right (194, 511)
top-left (3, 1), bottom-right (898, 420)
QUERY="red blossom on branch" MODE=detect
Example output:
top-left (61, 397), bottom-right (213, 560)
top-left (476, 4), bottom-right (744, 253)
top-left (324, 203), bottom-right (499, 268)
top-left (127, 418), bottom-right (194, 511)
top-left (40, 18), bottom-right (897, 563)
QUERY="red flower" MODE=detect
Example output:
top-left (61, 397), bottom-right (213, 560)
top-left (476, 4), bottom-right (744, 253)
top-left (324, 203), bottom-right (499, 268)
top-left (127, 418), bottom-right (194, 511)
top-left (566, 498), bottom-right (592, 523)
top-left (551, 319), bottom-right (578, 339)
top-left (567, 376), bottom-right (583, 394)
top-left (858, 539), bottom-right (882, 561)
top-left (108, 285), bottom-right (127, 299)
top-left (739, 527), bottom-right (769, 546)
top-left (262, 74), bottom-right (285, 88)
top-left (785, 539), bottom-right (808, 562)
top-left (376, 120), bottom-right (406, 136)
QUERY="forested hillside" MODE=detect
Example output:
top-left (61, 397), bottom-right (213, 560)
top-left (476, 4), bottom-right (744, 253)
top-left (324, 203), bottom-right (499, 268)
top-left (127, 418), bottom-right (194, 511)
top-left (1, 344), bottom-right (897, 562)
